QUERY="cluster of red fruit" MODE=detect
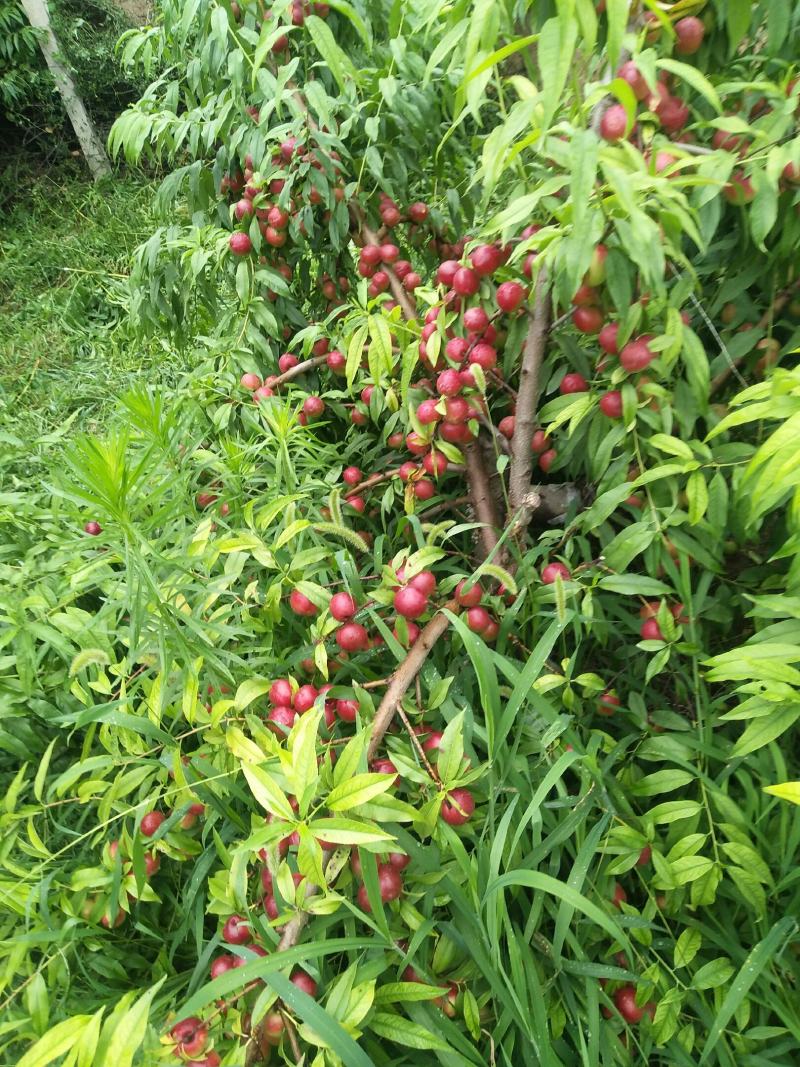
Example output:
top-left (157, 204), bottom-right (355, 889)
top-left (229, 0), bottom-right (331, 54)
top-left (225, 132), bottom-right (346, 267)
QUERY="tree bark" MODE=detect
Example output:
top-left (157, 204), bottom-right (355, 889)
top-left (21, 0), bottom-right (112, 181)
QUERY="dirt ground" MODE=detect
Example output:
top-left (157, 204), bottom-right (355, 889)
top-left (115, 0), bottom-right (152, 23)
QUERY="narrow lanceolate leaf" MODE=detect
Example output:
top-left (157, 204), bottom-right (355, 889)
top-left (18, 1017), bottom-right (93, 1067)
top-left (242, 764), bottom-right (296, 820)
top-left (763, 781), bottom-right (800, 805)
top-left (326, 773), bottom-right (396, 811)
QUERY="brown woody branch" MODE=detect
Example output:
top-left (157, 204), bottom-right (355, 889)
top-left (710, 278), bottom-right (800, 394)
top-left (508, 268), bottom-right (551, 522)
top-left (270, 353), bottom-right (328, 388)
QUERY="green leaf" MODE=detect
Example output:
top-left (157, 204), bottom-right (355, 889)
top-left (693, 958), bottom-right (735, 991)
top-left (326, 0), bottom-right (371, 47)
top-left (304, 15), bottom-right (357, 94)
top-left (346, 324), bottom-right (369, 389)
top-left (326, 773), bottom-right (395, 811)
top-left (603, 522), bottom-right (656, 571)
top-left (98, 980), bottom-right (164, 1067)
top-left (18, 1017), bottom-right (92, 1067)
top-left (763, 781), bottom-right (800, 806)
top-left (674, 928), bottom-right (702, 968)
top-left (725, 0), bottom-right (752, 53)
top-left (235, 678), bottom-right (271, 710)
top-left (731, 706), bottom-right (800, 758)
top-left (656, 58), bottom-right (721, 112)
top-left (597, 575), bottom-right (672, 595)
top-left (605, 0), bottom-right (628, 70)
top-left (700, 918), bottom-right (797, 1062)
top-left (242, 765), bottom-right (296, 820)
top-left (686, 470), bottom-right (709, 525)
top-left (369, 1012), bottom-right (450, 1051)
top-left (539, 16), bottom-right (578, 131)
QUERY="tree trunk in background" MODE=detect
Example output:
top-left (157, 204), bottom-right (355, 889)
top-left (20, 0), bottom-right (112, 181)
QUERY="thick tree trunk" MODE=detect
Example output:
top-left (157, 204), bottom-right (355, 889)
top-left (21, 0), bottom-right (112, 181)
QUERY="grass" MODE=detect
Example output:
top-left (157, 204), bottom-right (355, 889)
top-left (0, 166), bottom-right (179, 452)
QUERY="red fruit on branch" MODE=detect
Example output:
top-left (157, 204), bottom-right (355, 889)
top-left (84, 521), bottom-right (102, 535)
top-left (599, 390), bottom-right (623, 417)
top-left (612, 882), bottom-right (627, 908)
top-left (278, 353), bottom-right (298, 374)
top-left (336, 698), bottom-right (359, 722)
top-left (422, 450), bottom-right (448, 476)
top-left (141, 811), bottom-right (165, 837)
top-left (303, 395), bottom-right (325, 417)
top-left (229, 232), bottom-right (252, 256)
top-left (496, 281), bottom-right (526, 312)
top-left (560, 373), bottom-right (588, 394)
top-left (417, 398), bottom-right (441, 424)
top-left (269, 705), bottom-right (296, 729)
top-left (170, 1018), bottom-right (208, 1058)
top-left (538, 448), bottom-right (557, 472)
top-left (531, 429), bottom-right (551, 453)
top-left (210, 954), bottom-right (237, 979)
top-left (380, 243), bottom-right (399, 263)
top-left (463, 306), bottom-right (489, 332)
top-left (290, 970), bottom-right (318, 997)
top-left (618, 60), bottom-right (648, 101)
top-left (466, 606), bottom-right (492, 633)
top-left (674, 16), bottom-right (704, 54)
top-left (573, 282), bottom-right (599, 307)
top-left (269, 679), bottom-right (293, 706)
top-left (640, 618), bottom-right (664, 641)
top-left (406, 431), bottom-right (430, 455)
top-left (600, 104), bottom-right (630, 142)
top-left (222, 914), bottom-right (251, 945)
top-left (394, 586), bottom-right (428, 619)
top-left (614, 985), bottom-right (655, 1024)
top-left (437, 260), bottom-right (460, 286)
top-left (335, 623), bottom-right (369, 652)
top-left (637, 845), bottom-right (652, 867)
top-left (441, 788), bottom-right (475, 825)
top-left (289, 589), bottom-right (318, 616)
top-left (598, 692), bottom-right (621, 715)
top-left (469, 244), bottom-right (502, 276)
top-left (572, 306), bottom-right (604, 334)
top-left (342, 466), bottom-right (362, 486)
top-left (598, 321), bottom-right (620, 354)
top-left (437, 369), bottom-right (463, 396)
top-left (456, 579), bottom-right (482, 608)
top-left (453, 267), bottom-right (480, 296)
top-left (294, 684), bottom-right (318, 713)
top-left (408, 201), bottom-right (429, 222)
top-left (498, 415), bottom-right (515, 438)
top-left (541, 562), bottom-right (570, 584)
top-left (330, 592), bottom-right (357, 620)
top-left (409, 570), bottom-right (437, 596)
top-left (619, 336), bottom-right (655, 372)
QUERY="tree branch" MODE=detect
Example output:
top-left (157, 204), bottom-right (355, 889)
top-left (508, 268), bottom-right (551, 519)
top-left (464, 441), bottom-right (502, 560)
top-left (366, 601), bottom-right (455, 761)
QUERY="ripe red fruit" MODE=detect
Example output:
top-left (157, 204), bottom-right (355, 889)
top-left (422, 451), bottom-right (448, 477)
top-left (378, 862), bottom-right (404, 900)
top-left (171, 1019), bottom-right (208, 1057)
top-left (278, 353), bottom-right (298, 374)
top-left (619, 336), bottom-right (655, 373)
top-left (437, 369), bottom-right (462, 397)
top-left (253, 385), bottom-right (273, 402)
top-left (269, 704), bottom-right (296, 730)
top-left (222, 914), bottom-right (251, 945)
top-left (342, 466), bottom-right (362, 487)
top-left (446, 336), bottom-right (469, 361)
top-left (408, 201), bottom-right (429, 223)
top-left (406, 431), bottom-right (430, 456)
top-left (444, 396), bottom-right (470, 423)
top-left (335, 622), bottom-right (369, 652)
top-left (498, 415), bottom-right (515, 438)
top-left (361, 244), bottom-right (381, 266)
top-left (637, 845), bottom-right (652, 867)
top-left (618, 60), bottom-right (648, 101)
top-left (229, 232), bottom-right (252, 256)
top-left (456, 579), bottom-right (482, 608)
top-left (572, 306), bottom-right (604, 334)
top-left (330, 592), bottom-right (357, 620)
top-left (403, 272), bottom-right (422, 291)
top-left (573, 282), bottom-right (599, 307)
top-left (539, 449), bottom-right (557, 472)
top-left (560, 373), bottom-right (588, 395)
top-left (441, 788), bottom-right (475, 825)
top-left (468, 342), bottom-right (497, 370)
top-left (294, 684), bottom-right (318, 713)
top-left (614, 985), bottom-right (655, 1023)
top-left (269, 679), bottom-right (293, 706)
top-left (210, 953), bottom-right (237, 983)
top-left (303, 395), bottom-right (325, 418)
top-left (612, 882), bottom-right (627, 908)
top-left (398, 461), bottom-right (419, 482)
top-left (440, 421), bottom-right (474, 444)
top-left (724, 171), bottom-right (755, 205)
top-left (469, 244), bottom-right (502, 276)
top-left (599, 321), bottom-right (620, 354)
top-left (599, 390), bottom-right (623, 418)
top-left (453, 267), bottom-right (480, 296)
top-left (345, 495), bottom-right (365, 513)
top-left (84, 521), bottom-right (102, 536)
top-left (598, 692), bottom-right (621, 715)
top-left (389, 851), bottom-right (411, 869)
top-left (422, 730), bottom-right (444, 753)
top-left (640, 618), bottom-right (664, 641)
top-left (290, 970), bottom-right (318, 997)
top-left (437, 260), bottom-right (460, 286)
top-left (531, 429), bottom-right (551, 453)
top-left (372, 758), bottom-right (399, 784)
top-left (240, 372), bottom-right (261, 390)
top-left (140, 811), bottom-right (165, 837)
top-left (417, 399), bottom-right (441, 425)
top-left (381, 206), bottom-right (401, 227)
top-left (466, 606), bottom-right (492, 633)
top-left (409, 570), bottom-right (437, 596)
top-left (394, 586), bottom-right (428, 619)
top-left (600, 104), bottom-right (629, 142)
top-left (496, 281), bottom-right (526, 312)
top-left (463, 306), bottom-right (489, 332)
top-left (379, 243), bottom-right (399, 264)
top-left (674, 15), bottom-right (704, 54)
top-left (541, 562), bottom-right (571, 584)
top-left (289, 589), bottom-right (317, 617)
top-left (656, 95), bottom-right (690, 134)
top-left (336, 698), bottom-right (359, 722)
